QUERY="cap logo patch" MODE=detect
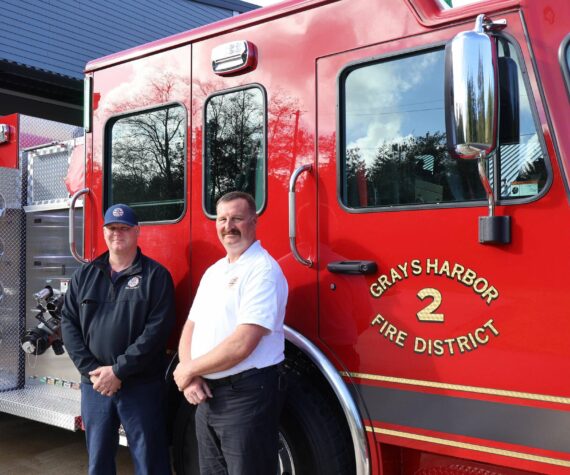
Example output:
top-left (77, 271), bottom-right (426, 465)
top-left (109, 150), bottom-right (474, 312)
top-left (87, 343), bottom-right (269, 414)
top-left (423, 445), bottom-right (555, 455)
top-left (113, 208), bottom-right (124, 217)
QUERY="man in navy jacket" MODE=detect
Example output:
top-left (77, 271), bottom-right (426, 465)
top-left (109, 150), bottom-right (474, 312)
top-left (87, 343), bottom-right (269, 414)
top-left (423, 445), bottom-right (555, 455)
top-left (62, 204), bottom-right (175, 475)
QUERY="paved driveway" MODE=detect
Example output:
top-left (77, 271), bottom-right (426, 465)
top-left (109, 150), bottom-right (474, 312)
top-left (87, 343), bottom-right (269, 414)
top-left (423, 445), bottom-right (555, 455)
top-left (0, 413), bottom-right (134, 474)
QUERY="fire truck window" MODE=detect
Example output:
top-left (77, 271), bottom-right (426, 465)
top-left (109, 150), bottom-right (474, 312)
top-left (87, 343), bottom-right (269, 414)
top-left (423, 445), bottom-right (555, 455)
top-left (495, 38), bottom-right (547, 200)
top-left (341, 44), bottom-right (546, 209)
top-left (204, 87), bottom-right (265, 216)
top-left (341, 49), bottom-right (485, 209)
top-left (107, 104), bottom-right (186, 222)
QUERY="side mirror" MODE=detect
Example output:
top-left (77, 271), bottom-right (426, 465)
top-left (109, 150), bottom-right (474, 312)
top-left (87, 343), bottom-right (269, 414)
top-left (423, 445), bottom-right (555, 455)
top-left (445, 14), bottom-right (498, 159)
top-left (445, 14), bottom-right (510, 244)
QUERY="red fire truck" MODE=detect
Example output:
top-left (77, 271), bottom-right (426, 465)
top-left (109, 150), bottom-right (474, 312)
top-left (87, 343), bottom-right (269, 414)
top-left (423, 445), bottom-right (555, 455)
top-left (1, 0), bottom-right (569, 473)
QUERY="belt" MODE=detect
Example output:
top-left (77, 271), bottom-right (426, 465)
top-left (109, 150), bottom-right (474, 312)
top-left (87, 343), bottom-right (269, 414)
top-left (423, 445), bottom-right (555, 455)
top-left (203, 365), bottom-right (276, 389)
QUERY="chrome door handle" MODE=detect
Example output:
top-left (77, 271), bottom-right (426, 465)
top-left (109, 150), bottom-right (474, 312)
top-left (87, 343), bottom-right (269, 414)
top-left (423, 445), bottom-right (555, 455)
top-left (69, 188), bottom-right (89, 264)
top-left (289, 164), bottom-right (312, 267)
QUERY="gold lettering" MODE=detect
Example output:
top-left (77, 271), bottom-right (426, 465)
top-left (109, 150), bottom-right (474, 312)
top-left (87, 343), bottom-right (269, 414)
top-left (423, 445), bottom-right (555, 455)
top-left (474, 326), bottom-right (489, 344)
top-left (432, 339), bottom-right (445, 356)
top-left (467, 332), bottom-right (478, 348)
top-left (473, 277), bottom-right (489, 294)
top-left (481, 286), bottom-right (499, 305)
top-left (450, 263), bottom-right (465, 280)
top-left (439, 260), bottom-right (451, 277)
top-left (444, 338), bottom-right (455, 355)
top-left (390, 268), bottom-right (403, 283)
top-left (456, 336), bottom-right (471, 353)
top-left (395, 330), bottom-right (408, 348)
top-left (379, 274), bottom-right (390, 289)
top-left (483, 318), bottom-right (499, 336)
top-left (371, 314), bottom-right (384, 325)
top-left (461, 269), bottom-right (477, 286)
top-left (397, 262), bottom-right (409, 279)
top-left (426, 258), bottom-right (438, 275)
top-left (370, 282), bottom-right (383, 298)
top-left (385, 324), bottom-right (398, 339)
top-left (371, 314), bottom-right (389, 333)
top-left (412, 321), bottom-right (499, 357)
top-left (411, 259), bottom-right (422, 275)
top-left (414, 337), bottom-right (427, 354)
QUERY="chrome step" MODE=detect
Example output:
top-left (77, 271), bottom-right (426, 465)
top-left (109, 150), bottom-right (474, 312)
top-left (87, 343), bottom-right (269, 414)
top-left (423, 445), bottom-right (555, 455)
top-left (0, 379), bottom-right (81, 431)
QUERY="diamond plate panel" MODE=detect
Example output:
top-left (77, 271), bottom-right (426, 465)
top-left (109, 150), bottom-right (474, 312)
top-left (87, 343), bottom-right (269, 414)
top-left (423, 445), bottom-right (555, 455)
top-left (21, 115), bottom-right (83, 206)
top-left (0, 208), bottom-right (25, 391)
top-left (0, 379), bottom-right (81, 430)
top-left (27, 147), bottom-right (71, 203)
top-left (19, 115), bottom-right (82, 150)
top-left (0, 168), bottom-right (22, 210)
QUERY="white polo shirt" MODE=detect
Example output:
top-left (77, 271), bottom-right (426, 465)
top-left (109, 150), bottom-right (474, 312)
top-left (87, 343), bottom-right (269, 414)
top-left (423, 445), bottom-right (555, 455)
top-left (188, 240), bottom-right (288, 379)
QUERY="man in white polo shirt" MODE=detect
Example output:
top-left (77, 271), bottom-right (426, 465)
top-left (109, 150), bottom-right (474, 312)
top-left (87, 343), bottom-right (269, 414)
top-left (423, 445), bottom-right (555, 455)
top-left (174, 191), bottom-right (288, 474)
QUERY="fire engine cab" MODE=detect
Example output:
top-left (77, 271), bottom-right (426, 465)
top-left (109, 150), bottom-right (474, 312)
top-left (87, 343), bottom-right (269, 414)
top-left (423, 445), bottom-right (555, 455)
top-left (1, 0), bottom-right (569, 473)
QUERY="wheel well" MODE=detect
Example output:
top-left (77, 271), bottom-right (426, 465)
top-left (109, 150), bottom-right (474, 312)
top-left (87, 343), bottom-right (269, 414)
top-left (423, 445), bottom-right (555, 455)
top-left (164, 352), bottom-right (184, 444)
top-left (283, 341), bottom-right (357, 467)
top-left (284, 341), bottom-right (338, 395)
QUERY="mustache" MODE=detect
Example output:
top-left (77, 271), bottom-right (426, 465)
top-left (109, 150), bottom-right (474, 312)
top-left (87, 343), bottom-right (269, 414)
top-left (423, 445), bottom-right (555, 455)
top-left (222, 230), bottom-right (241, 237)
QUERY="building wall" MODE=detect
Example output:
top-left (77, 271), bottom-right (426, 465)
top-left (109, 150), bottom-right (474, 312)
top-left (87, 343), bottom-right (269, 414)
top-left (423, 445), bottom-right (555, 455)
top-left (0, 0), bottom-right (255, 79)
top-left (0, 0), bottom-right (257, 124)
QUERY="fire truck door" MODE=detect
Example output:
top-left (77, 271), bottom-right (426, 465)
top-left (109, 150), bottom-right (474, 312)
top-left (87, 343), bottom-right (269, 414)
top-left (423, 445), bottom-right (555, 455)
top-left (316, 26), bottom-right (552, 394)
top-left (86, 47), bottom-right (193, 321)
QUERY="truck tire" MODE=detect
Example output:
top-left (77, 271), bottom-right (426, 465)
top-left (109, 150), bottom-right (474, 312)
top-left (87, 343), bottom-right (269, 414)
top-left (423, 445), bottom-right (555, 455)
top-left (172, 372), bottom-right (354, 475)
top-left (279, 373), bottom-right (355, 474)
top-left (172, 400), bottom-right (200, 474)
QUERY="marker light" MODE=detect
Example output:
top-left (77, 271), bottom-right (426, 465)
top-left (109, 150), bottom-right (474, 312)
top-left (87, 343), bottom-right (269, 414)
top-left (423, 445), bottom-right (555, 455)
top-left (211, 41), bottom-right (257, 76)
top-left (0, 124), bottom-right (9, 144)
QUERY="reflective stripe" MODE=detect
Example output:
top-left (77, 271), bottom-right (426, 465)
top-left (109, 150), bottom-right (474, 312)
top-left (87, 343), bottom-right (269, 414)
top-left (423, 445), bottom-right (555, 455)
top-left (369, 427), bottom-right (570, 468)
top-left (344, 371), bottom-right (570, 404)
top-left (354, 384), bottom-right (570, 454)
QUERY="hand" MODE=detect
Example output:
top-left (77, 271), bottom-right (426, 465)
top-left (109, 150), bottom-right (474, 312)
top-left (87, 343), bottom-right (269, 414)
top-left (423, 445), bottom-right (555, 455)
top-left (183, 377), bottom-right (213, 405)
top-left (173, 362), bottom-right (194, 391)
top-left (89, 366), bottom-right (122, 397)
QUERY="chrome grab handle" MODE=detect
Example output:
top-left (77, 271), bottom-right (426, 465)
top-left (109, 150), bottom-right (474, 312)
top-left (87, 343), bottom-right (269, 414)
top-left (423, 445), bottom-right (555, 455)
top-left (288, 164), bottom-right (312, 267)
top-left (69, 188), bottom-right (89, 264)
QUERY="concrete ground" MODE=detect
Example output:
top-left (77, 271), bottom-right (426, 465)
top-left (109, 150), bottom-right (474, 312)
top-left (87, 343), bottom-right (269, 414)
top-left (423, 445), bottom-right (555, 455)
top-left (0, 413), bottom-right (135, 474)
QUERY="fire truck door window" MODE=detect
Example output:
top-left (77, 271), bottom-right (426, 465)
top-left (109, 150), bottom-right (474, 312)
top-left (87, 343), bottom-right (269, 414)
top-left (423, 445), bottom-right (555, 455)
top-left (495, 38), bottom-right (547, 200)
top-left (340, 44), bottom-right (546, 209)
top-left (203, 86), bottom-right (265, 216)
top-left (106, 104), bottom-right (186, 222)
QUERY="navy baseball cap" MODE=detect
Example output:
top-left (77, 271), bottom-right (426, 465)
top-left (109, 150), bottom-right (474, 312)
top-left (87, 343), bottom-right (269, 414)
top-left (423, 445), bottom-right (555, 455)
top-left (104, 204), bottom-right (138, 227)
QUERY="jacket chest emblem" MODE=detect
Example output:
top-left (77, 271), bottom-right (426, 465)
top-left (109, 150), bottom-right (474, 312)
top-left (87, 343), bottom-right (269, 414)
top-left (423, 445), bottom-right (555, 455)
top-left (126, 275), bottom-right (142, 289)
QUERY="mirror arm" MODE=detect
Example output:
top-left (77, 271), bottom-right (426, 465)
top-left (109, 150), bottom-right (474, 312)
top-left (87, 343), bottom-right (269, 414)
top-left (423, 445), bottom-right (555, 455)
top-left (477, 151), bottom-right (495, 218)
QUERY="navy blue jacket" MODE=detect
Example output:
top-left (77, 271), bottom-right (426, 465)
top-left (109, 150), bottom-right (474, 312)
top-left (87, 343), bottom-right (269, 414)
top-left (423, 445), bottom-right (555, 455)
top-left (61, 248), bottom-right (175, 386)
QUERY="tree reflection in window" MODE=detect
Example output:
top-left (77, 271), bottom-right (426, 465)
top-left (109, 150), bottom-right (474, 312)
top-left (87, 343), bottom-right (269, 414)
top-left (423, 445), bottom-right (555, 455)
top-left (108, 104), bottom-right (185, 222)
top-left (341, 44), bottom-right (546, 209)
top-left (204, 87), bottom-right (265, 216)
top-left (342, 49), bottom-right (485, 208)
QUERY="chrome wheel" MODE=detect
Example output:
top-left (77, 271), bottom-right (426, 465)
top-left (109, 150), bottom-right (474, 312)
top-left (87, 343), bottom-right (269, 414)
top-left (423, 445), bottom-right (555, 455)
top-left (278, 431), bottom-right (296, 475)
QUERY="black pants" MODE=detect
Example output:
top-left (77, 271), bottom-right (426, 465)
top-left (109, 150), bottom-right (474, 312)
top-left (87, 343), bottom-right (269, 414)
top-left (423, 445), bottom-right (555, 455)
top-left (195, 366), bottom-right (281, 475)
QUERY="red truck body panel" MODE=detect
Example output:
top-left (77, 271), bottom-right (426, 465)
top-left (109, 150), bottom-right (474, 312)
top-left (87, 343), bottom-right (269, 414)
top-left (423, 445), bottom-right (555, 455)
top-left (82, 0), bottom-right (570, 472)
